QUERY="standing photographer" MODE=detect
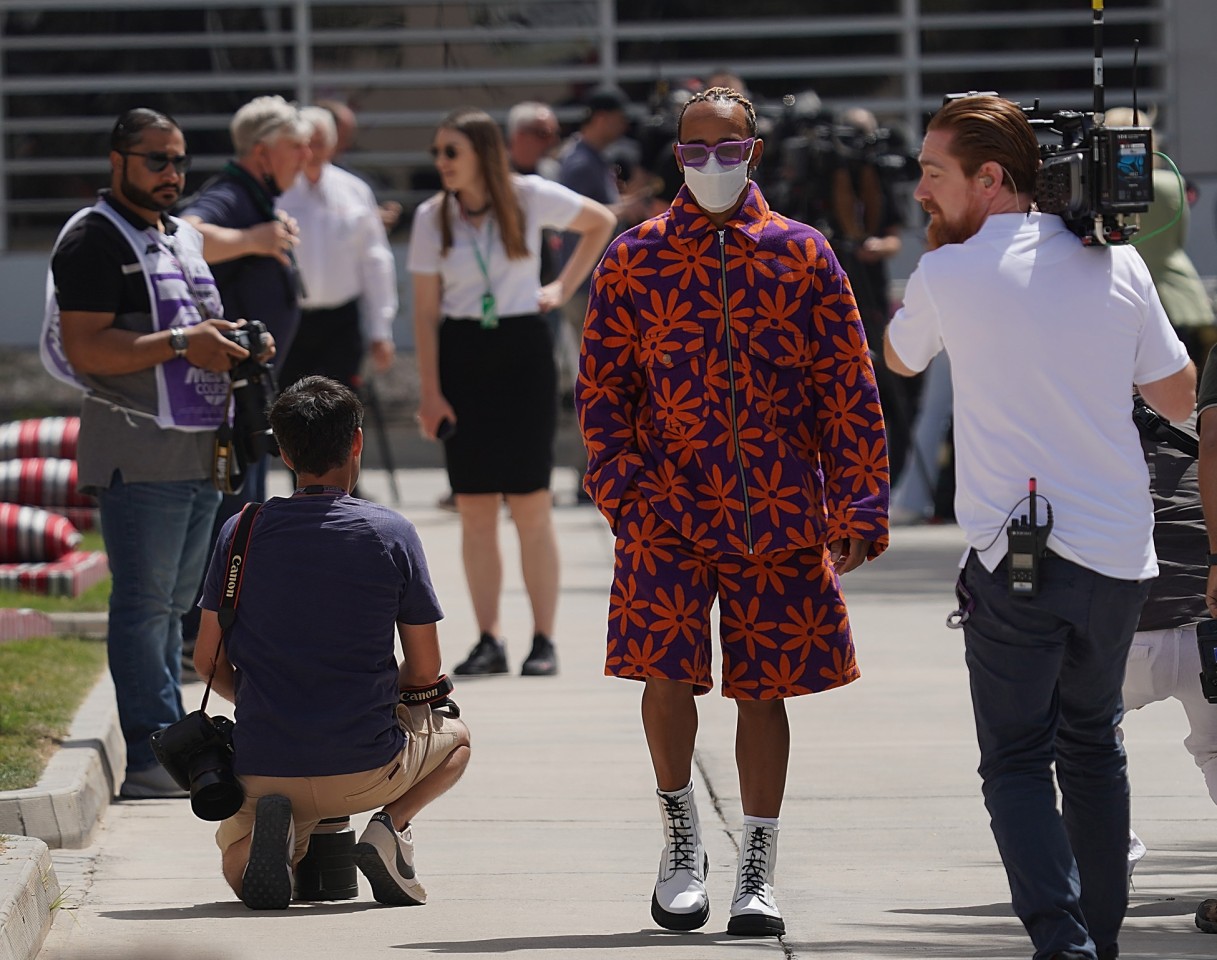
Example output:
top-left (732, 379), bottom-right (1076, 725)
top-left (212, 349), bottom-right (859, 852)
top-left (194, 376), bottom-right (470, 911)
top-left (40, 108), bottom-right (271, 800)
top-left (884, 95), bottom-right (1194, 960)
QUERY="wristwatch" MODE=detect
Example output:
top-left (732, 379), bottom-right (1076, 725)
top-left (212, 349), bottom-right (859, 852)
top-left (168, 327), bottom-right (189, 359)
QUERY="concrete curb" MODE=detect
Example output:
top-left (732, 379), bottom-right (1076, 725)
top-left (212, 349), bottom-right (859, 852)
top-left (0, 671), bottom-right (121, 960)
top-left (0, 837), bottom-right (59, 960)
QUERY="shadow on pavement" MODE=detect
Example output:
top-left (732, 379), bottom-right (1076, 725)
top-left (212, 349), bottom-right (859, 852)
top-left (394, 930), bottom-right (776, 953)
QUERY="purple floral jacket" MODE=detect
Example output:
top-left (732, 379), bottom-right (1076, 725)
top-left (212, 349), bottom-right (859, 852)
top-left (576, 182), bottom-right (889, 557)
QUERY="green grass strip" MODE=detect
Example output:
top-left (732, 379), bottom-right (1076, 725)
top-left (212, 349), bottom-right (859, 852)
top-left (0, 636), bottom-right (108, 791)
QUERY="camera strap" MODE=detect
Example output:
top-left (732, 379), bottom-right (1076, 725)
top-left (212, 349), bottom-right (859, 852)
top-left (212, 381), bottom-right (248, 495)
top-left (200, 500), bottom-right (263, 714)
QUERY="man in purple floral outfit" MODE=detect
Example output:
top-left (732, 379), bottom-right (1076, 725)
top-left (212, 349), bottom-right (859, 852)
top-left (576, 87), bottom-right (889, 937)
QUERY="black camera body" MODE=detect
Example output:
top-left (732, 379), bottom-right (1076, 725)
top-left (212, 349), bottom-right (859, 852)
top-left (1034, 110), bottom-right (1153, 245)
top-left (221, 319), bottom-right (279, 461)
top-left (1198, 619), bottom-right (1217, 704)
top-left (150, 710), bottom-right (243, 821)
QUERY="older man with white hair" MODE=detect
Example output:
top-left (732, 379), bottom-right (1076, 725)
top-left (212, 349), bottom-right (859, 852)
top-left (275, 105), bottom-right (398, 390)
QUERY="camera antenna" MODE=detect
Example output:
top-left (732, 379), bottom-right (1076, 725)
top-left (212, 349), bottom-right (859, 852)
top-left (1132, 39), bottom-right (1142, 124)
top-left (1092, 0), bottom-right (1106, 120)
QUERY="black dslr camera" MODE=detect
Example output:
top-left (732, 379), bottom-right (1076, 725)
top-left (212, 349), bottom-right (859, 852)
top-left (150, 711), bottom-right (243, 821)
top-left (222, 319), bottom-right (279, 462)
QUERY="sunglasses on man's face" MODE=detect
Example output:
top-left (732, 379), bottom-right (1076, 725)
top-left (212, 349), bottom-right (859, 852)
top-left (120, 150), bottom-right (191, 175)
top-left (674, 138), bottom-right (755, 169)
top-left (430, 144), bottom-right (460, 161)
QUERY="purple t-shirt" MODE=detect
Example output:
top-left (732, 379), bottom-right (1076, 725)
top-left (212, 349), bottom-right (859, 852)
top-left (200, 492), bottom-right (443, 777)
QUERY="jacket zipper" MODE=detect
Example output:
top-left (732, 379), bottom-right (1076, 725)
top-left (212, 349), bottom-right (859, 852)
top-left (718, 229), bottom-right (754, 554)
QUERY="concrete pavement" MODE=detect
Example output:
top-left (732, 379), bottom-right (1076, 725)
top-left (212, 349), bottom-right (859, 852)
top-left (26, 466), bottom-right (1217, 959)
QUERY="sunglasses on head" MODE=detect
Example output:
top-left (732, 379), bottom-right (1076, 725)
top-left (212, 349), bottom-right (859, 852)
top-left (430, 144), bottom-right (460, 160)
top-left (120, 150), bottom-right (191, 175)
top-left (674, 137), bottom-right (755, 169)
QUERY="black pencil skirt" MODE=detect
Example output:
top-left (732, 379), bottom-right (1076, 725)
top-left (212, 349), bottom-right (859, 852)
top-left (438, 314), bottom-right (556, 494)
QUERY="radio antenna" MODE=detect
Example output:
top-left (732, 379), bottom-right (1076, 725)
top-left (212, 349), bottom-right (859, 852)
top-left (1093, 0), bottom-right (1105, 119)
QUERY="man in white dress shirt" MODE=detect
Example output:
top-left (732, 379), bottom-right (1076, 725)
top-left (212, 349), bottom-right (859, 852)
top-left (276, 106), bottom-right (398, 389)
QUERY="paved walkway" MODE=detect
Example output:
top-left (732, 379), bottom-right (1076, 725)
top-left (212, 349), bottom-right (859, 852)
top-left (34, 468), bottom-right (1217, 960)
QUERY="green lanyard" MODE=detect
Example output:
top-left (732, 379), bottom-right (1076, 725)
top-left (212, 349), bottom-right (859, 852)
top-left (468, 216), bottom-right (498, 329)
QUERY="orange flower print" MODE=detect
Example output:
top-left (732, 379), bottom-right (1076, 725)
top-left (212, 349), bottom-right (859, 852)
top-left (597, 241), bottom-right (655, 301)
top-left (840, 435), bottom-right (888, 497)
top-left (759, 655), bottom-right (812, 699)
top-left (657, 232), bottom-right (720, 289)
top-left (747, 461), bottom-right (802, 526)
top-left (620, 636), bottom-right (668, 679)
top-left (609, 574), bottom-right (650, 634)
top-left (649, 584), bottom-right (702, 646)
top-left (577, 354), bottom-right (626, 409)
top-left (695, 464), bottom-right (743, 530)
top-left (664, 417), bottom-right (709, 469)
top-left (639, 286), bottom-right (697, 339)
top-left (726, 237), bottom-right (778, 285)
top-left (820, 382), bottom-right (870, 446)
top-left (831, 324), bottom-right (872, 388)
top-left (622, 511), bottom-right (679, 576)
top-left (778, 597), bottom-right (839, 658)
top-left (704, 348), bottom-right (730, 404)
top-left (653, 378), bottom-right (703, 431)
top-left (722, 596), bottom-right (778, 659)
top-left (777, 237), bottom-right (827, 299)
top-left (601, 306), bottom-right (641, 366)
top-left (819, 645), bottom-right (859, 688)
top-left (638, 460), bottom-right (693, 512)
top-left (679, 643), bottom-right (709, 690)
top-left (754, 285), bottom-right (801, 334)
top-left (740, 552), bottom-right (799, 595)
top-left (722, 658), bottom-right (760, 697)
top-left (605, 637), bottom-right (623, 671)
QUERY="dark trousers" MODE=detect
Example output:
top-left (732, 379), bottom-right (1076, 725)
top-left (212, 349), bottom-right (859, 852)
top-left (960, 549), bottom-right (1150, 960)
top-left (278, 300), bottom-right (363, 391)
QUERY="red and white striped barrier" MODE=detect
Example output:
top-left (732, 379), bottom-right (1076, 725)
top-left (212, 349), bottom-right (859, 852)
top-left (0, 502), bottom-right (82, 562)
top-left (0, 457), bottom-right (96, 508)
top-left (0, 417), bottom-right (80, 461)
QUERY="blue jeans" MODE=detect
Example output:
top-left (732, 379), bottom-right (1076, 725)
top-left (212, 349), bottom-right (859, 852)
top-left (961, 549), bottom-right (1149, 960)
top-left (98, 472), bottom-right (221, 774)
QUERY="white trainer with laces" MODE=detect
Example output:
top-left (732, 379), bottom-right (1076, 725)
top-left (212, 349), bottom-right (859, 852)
top-left (651, 782), bottom-right (710, 931)
top-left (728, 821), bottom-right (784, 937)
top-left (353, 812), bottom-right (427, 906)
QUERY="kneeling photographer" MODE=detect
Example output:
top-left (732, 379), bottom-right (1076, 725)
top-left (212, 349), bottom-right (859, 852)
top-left (192, 376), bottom-right (470, 911)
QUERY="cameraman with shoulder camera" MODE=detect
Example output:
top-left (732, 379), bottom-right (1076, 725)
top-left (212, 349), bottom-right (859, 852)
top-left (193, 376), bottom-right (469, 911)
top-left (41, 108), bottom-right (273, 801)
top-left (884, 95), bottom-right (1194, 960)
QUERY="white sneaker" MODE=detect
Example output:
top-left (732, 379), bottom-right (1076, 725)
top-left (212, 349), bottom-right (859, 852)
top-left (353, 812), bottom-right (427, 906)
top-left (728, 821), bottom-right (784, 936)
top-left (651, 783), bottom-right (710, 930)
top-left (241, 794), bottom-right (295, 910)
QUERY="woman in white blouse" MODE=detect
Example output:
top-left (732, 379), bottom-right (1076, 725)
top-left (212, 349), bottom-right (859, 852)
top-left (409, 107), bottom-right (614, 678)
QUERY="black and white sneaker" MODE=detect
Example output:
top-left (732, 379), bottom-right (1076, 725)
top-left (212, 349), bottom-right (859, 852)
top-left (353, 812), bottom-right (427, 906)
top-left (241, 794), bottom-right (295, 910)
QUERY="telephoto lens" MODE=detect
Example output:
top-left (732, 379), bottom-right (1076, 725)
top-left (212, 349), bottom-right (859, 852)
top-left (294, 816), bottom-right (358, 900)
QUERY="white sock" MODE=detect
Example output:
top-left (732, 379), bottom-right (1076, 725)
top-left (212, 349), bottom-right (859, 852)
top-left (658, 781), bottom-right (694, 800)
top-left (742, 814), bottom-right (779, 829)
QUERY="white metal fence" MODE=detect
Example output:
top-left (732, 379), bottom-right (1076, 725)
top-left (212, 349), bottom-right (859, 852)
top-left (0, 0), bottom-right (1168, 251)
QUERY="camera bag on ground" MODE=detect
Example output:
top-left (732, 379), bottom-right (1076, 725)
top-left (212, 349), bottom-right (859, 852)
top-left (150, 500), bottom-right (263, 820)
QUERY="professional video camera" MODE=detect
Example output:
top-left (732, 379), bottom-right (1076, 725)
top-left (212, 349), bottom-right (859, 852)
top-left (945, 1), bottom-right (1152, 245)
top-left (768, 91), bottom-right (918, 238)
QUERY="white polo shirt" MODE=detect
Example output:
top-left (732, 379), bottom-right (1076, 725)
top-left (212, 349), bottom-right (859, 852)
top-left (887, 212), bottom-right (1189, 580)
top-left (407, 174), bottom-right (584, 319)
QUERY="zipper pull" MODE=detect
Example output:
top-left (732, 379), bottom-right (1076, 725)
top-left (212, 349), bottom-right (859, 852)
top-left (717, 229), bottom-right (726, 245)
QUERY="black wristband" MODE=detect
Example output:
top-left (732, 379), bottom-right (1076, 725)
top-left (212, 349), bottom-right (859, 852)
top-left (1207, 553), bottom-right (1217, 566)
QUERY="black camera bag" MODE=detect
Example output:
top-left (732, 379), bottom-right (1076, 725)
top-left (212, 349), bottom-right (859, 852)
top-left (150, 501), bottom-right (263, 820)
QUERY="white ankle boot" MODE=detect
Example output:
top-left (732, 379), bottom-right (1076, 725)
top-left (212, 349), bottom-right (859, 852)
top-left (728, 820), bottom-right (784, 936)
top-left (651, 782), bottom-right (710, 930)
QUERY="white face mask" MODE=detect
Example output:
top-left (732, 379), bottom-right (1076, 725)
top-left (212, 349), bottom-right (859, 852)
top-left (682, 148), bottom-right (753, 213)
